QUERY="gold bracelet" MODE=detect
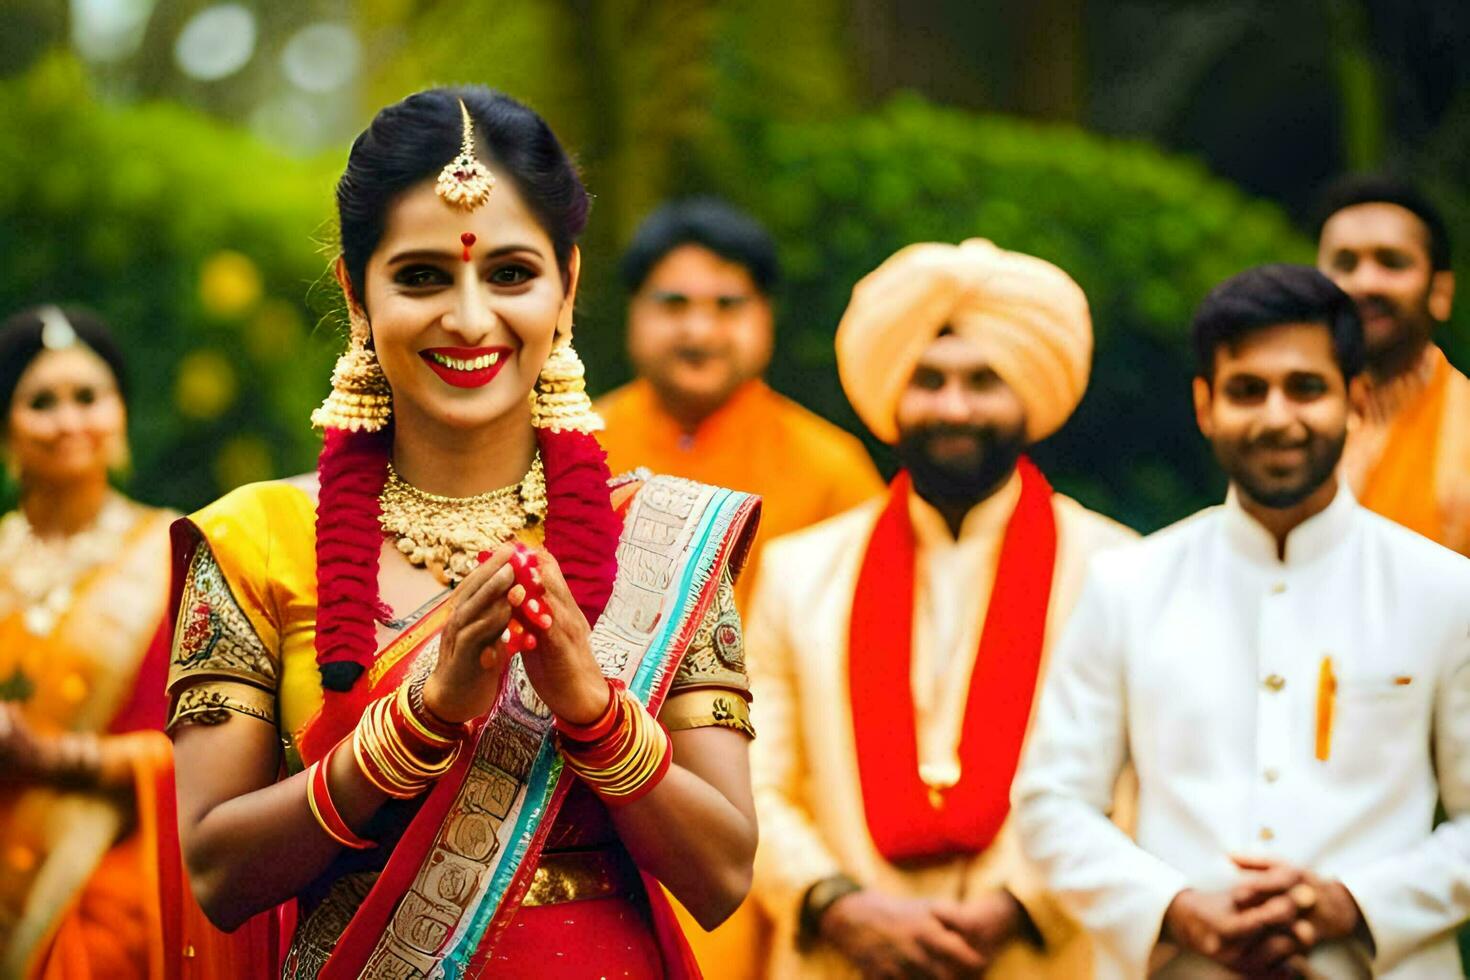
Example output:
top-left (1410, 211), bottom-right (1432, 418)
top-left (559, 689), bottom-right (672, 803)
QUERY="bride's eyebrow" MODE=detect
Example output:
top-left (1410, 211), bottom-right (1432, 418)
top-left (386, 244), bottom-right (543, 266)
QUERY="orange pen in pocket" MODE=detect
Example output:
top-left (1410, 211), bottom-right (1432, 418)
top-left (1315, 656), bottom-right (1336, 762)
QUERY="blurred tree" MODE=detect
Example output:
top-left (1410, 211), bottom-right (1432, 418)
top-left (0, 55), bottom-right (341, 512)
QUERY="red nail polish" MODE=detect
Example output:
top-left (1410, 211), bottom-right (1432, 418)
top-left (478, 551), bottom-right (491, 564)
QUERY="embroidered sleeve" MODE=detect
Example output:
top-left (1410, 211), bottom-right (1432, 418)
top-left (661, 567), bottom-right (753, 737)
top-left (166, 543), bottom-right (278, 731)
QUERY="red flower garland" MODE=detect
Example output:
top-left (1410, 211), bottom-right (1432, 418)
top-left (314, 426), bottom-right (392, 690)
top-left (312, 424), bottom-right (619, 692)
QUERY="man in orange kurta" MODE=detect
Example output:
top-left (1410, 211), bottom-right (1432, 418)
top-left (597, 198), bottom-right (884, 610)
top-left (1316, 175), bottom-right (1469, 554)
top-left (596, 198), bottom-right (883, 979)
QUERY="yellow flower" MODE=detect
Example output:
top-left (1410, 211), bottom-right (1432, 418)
top-left (175, 350), bottom-right (238, 420)
top-left (199, 251), bottom-right (263, 318)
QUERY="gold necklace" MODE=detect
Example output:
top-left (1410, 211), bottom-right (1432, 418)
top-left (379, 454), bottom-right (548, 585)
top-left (0, 492), bottom-right (137, 637)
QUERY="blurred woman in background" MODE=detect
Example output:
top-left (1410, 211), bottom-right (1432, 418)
top-left (0, 305), bottom-right (175, 979)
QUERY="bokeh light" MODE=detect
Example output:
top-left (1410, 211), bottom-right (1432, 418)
top-left (199, 250), bottom-right (263, 318)
top-left (281, 22), bottom-right (360, 93)
top-left (175, 349), bottom-right (239, 420)
top-left (174, 4), bottom-right (257, 81)
top-left (70, 0), bottom-right (154, 63)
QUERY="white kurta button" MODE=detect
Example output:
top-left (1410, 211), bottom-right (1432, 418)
top-left (1270, 582), bottom-right (1287, 595)
top-left (1263, 674), bottom-right (1286, 692)
top-left (1263, 767), bottom-right (1280, 783)
top-left (1259, 826), bottom-right (1275, 842)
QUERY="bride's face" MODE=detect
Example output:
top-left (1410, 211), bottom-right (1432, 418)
top-left (359, 176), bottom-right (574, 432)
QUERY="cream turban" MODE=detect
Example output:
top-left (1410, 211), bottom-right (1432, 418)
top-left (835, 239), bottom-right (1092, 444)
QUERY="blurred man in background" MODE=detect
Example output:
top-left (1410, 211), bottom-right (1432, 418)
top-left (1315, 175), bottom-right (1468, 554)
top-left (597, 199), bottom-right (882, 978)
top-left (597, 197), bottom-right (884, 612)
top-left (748, 239), bottom-right (1135, 978)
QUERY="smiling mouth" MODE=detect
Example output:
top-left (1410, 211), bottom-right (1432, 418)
top-left (429, 351), bottom-right (499, 370)
top-left (419, 347), bottom-right (511, 388)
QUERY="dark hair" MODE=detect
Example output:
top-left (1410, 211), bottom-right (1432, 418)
top-left (0, 306), bottom-right (129, 414)
top-left (337, 86), bottom-right (589, 303)
top-left (620, 196), bottom-right (779, 295)
top-left (1192, 264), bottom-right (1365, 382)
top-left (1314, 174), bottom-right (1451, 271)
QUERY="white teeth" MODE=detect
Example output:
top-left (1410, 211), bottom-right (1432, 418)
top-left (429, 351), bottom-right (500, 372)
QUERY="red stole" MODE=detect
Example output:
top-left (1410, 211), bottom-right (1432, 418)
top-left (848, 458), bottom-right (1056, 863)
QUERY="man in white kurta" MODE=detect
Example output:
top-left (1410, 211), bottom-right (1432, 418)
top-left (1014, 264), bottom-right (1470, 979)
top-left (749, 240), bottom-right (1136, 978)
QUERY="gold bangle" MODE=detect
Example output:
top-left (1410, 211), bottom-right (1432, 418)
top-left (561, 695), bottom-right (671, 800)
top-left (396, 682), bottom-right (460, 749)
top-left (352, 696), bottom-right (459, 800)
top-left (353, 717), bottom-right (426, 797)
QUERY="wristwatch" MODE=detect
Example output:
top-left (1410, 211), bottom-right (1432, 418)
top-left (798, 874), bottom-right (863, 945)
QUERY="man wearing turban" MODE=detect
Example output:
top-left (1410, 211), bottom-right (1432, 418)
top-left (746, 239), bottom-right (1137, 978)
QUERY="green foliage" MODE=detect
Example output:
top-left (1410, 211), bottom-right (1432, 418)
top-left (716, 95), bottom-right (1315, 530)
top-left (0, 55), bottom-right (341, 512)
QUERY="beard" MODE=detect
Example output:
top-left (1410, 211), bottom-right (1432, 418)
top-left (1356, 293), bottom-right (1435, 363)
top-left (896, 422), bottom-right (1027, 507)
top-left (1213, 425), bottom-right (1346, 509)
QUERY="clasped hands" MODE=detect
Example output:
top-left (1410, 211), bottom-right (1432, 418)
top-left (423, 544), bottom-right (610, 727)
top-left (1163, 856), bottom-right (1367, 978)
top-left (822, 887), bottom-right (1026, 979)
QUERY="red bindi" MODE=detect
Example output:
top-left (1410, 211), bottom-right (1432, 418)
top-left (460, 232), bottom-right (476, 263)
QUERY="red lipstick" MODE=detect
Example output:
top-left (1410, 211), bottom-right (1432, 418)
top-left (419, 346), bottom-right (511, 388)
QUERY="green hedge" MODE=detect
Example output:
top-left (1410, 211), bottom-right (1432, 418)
top-left (0, 56), bottom-right (340, 513)
top-left (716, 95), bottom-right (1315, 531)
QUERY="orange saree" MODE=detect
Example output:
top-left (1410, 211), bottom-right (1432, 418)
top-left (0, 500), bottom-right (174, 979)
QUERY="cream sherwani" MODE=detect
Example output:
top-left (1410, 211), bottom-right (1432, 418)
top-left (1013, 485), bottom-right (1470, 979)
top-left (747, 472), bottom-right (1136, 977)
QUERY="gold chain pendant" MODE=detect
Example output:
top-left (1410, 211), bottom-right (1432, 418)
top-left (379, 454), bottom-right (547, 584)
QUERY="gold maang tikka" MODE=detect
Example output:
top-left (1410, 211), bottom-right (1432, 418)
top-left (436, 100), bottom-right (496, 211)
top-left (311, 305), bottom-right (393, 432)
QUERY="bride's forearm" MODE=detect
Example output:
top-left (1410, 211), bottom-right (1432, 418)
top-left (608, 728), bottom-right (757, 929)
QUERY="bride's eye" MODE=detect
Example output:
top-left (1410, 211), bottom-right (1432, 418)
top-left (489, 264), bottom-right (534, 287)
top-left (395, 265), bottom-right (450, 288)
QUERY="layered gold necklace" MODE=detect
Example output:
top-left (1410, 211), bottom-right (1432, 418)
top-left (0, 492), bottom-right (137, 636)
top-left (379, 454), bottom-right (547, 585)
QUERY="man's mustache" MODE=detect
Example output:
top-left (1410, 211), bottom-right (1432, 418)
top-left (672, 345), bottom-right (731, 362)
top-left (1245, 432), bottom-right (1312, 452)
top-left (1355, 295), bottom-right (1396, 319)
top-left (914, 424), bottom-right (992, 445)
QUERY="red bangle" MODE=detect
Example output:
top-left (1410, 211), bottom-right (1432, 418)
top-left (307, 742), bottom-right (375, 850)
top-left (554, 677), bottom-right (623, 742)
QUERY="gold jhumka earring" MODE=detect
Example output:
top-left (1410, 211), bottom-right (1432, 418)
top-left (311, 306), bottom-right (393, 432)
top-left (531, 334), bottom-right (603, 434)
top-left (530, 240), bottom-right (601, 434)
